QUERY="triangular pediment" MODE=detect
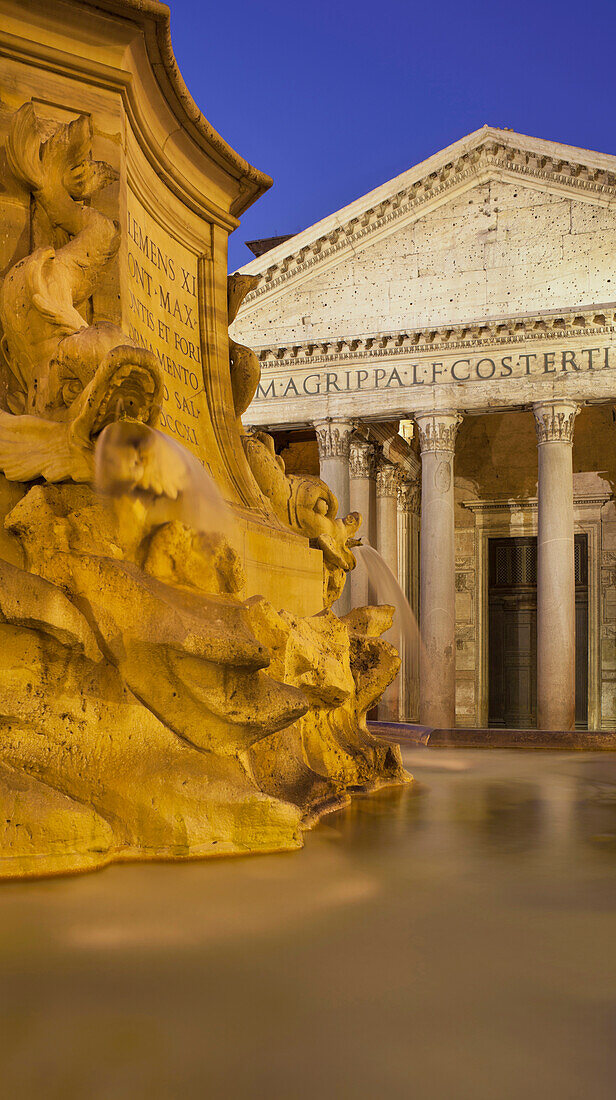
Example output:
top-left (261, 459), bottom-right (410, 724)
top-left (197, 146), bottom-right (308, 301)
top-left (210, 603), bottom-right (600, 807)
top-left (238, 126), bottom-right (616, 282)
top-left (232, 127), bottom-right (616, 348)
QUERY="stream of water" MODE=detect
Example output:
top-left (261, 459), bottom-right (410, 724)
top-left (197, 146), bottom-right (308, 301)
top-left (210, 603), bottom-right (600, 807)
top-left (355, 543), bottom-right (421, 714)
top-left (94, 420), bottom-right (232, 537)
top-left (2, 746), bottom-right (615, 1098)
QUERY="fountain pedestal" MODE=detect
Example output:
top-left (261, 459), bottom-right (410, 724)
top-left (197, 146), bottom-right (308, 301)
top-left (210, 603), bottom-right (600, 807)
top-left (0, 0), bottom-right (408, 879)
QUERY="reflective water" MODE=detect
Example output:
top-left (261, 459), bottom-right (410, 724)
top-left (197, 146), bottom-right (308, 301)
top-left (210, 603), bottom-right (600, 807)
top-left (1, 748), bottom-right (616, 1099)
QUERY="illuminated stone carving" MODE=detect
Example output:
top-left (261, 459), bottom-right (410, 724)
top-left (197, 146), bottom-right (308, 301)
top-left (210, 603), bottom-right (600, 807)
top-left (243, 429), bottom-right (360, 607)
top-left (0, 17), bottom-right (407, 879)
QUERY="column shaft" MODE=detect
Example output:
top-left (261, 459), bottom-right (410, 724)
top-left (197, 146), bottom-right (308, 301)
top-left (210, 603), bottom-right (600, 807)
top-left (376, 461), bottom-right (399, 576)
top-left (376, 460), bottom-right (400, 720)
top-left (350, 439), bottom-right (377, 608)
top-left (398, 478), bottom-right (421, 721)
top-left (314, 418), bottom-right (352, 518)
top-left (534, 402), bottom-right (578, 731)
top-left (416, 413), bottom-right (462, 729)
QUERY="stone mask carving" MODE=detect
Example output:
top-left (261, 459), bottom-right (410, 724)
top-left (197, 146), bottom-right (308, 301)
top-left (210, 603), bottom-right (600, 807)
top-left (243, 429), bottom-right (360, 606)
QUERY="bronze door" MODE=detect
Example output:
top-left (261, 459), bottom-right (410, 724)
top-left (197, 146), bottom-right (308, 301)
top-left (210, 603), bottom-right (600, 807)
top-left (488, 536), bottom-right (588, 729)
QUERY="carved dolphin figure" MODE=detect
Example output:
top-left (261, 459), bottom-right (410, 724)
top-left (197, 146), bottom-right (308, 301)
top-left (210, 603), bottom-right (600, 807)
top-left (0, 103), bottom-right (161, 482)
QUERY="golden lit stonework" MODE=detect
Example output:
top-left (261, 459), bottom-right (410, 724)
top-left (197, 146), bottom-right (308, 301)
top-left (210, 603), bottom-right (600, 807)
top-left (0, 0), bottom-right (408, 879)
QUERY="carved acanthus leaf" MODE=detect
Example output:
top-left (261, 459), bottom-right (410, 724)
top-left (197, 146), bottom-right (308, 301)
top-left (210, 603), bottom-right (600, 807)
top-left (415, 413), bottom-right (463, 453)
top-left (398, 478), bottom-right (421, 513)
top-left (533, 401), bottom-right (579, 444)
top-left (350, 439), bottom-right (377, 479)
top-left (376, 461), bottom-right (399, 497)
top-left (314, 418), bottom-right (354, 460)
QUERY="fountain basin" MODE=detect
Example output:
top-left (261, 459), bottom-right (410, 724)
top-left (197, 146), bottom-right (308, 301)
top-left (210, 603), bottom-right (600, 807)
top-left (1, 745), bottom-right (615, 1098)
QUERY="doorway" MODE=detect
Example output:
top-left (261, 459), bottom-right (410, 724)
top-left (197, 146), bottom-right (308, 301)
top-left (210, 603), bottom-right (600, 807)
top-left (488, 535), bottom-right (588, 728)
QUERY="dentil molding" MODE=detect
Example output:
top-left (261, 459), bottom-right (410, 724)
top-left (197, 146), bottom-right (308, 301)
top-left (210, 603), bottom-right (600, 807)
top-left (255, 304), bottom-right (616, 369)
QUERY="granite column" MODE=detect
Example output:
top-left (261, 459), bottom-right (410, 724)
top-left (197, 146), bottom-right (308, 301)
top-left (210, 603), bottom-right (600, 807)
top-left (416, 412), bottom-right (462, 729)
top-left (533, 401), bottom-right (579, 731)
top-left (376, 459), bottom-right (400, 720)
top-left (397, 477), bottom-right (421, 721)
top-left (376, 459), bottom-right (399, 578)
top-left (314, 418), bottom-right (354, 615)
top-left (350, 438), bottom-right (377, 608)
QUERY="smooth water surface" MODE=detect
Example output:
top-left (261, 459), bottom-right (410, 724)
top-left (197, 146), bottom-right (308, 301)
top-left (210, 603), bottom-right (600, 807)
top-left (1, 748), bottom-right (615, 1099)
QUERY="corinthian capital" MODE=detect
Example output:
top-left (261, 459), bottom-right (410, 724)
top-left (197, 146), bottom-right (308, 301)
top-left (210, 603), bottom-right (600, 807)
top-left (398, 477), bottom-right (421, 514)
top-left (532, 401), bottom-right (579, 445)
top-left (313, 418), bottom-right (354, 460)
top-left (349, 439), bottom-right (377, 479)
top-left (415, 412), bottom-right (462, 454)
top-left (376, 460), bottom-right (399, 498)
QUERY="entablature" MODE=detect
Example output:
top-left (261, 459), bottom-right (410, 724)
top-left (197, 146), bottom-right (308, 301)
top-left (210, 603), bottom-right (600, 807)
top-left (243, 303), bottom-right (616, 429)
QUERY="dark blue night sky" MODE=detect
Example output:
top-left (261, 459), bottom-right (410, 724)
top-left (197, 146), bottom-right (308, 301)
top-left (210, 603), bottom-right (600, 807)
top-left (166, 0), bottom-right (616, 272)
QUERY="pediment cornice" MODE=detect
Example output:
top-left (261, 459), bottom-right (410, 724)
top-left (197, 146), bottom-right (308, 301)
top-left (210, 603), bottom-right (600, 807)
top-left (254, 303), bottom-right (616, 368)
top-left (242, 134), bottom-right (616, 307)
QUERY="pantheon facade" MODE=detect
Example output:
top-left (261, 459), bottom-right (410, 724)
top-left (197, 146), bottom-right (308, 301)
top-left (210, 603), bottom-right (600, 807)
top-left (231, 126), bottom-right (616, 733)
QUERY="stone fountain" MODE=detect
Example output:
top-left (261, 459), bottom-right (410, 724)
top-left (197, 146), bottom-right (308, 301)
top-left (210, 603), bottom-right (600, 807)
top-left (0, 0), bottom-right (407, 878)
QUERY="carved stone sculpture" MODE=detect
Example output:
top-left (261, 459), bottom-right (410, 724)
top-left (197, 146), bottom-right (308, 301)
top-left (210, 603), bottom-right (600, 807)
top-left (227, 273), bottom-right (262, 419)
top-left (0, 84), bottom-right (407, 879)
top-left (246, 601), bottom-right (406, 819)
top-left (0, 105), bottom-right (161, 483)
top-left (243, 429), bottom-right (361, 606)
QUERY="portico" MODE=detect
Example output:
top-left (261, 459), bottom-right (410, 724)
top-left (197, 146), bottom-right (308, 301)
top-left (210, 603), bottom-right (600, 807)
top-left (232, 125), bottom-right (616, 733)
top-left (246, 396), bottom-right (600, 732)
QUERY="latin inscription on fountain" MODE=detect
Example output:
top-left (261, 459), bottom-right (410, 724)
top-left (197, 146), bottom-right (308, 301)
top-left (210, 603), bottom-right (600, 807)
top-left (125, 192), bottom-right (206, 462)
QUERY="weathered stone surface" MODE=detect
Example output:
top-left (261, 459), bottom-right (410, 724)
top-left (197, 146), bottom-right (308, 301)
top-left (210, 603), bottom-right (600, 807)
top-left (246, 599), bottom-right (407, 819)
top-left (0, 1), bottom-right (408, 878)
top-left (233, 130), bottom-right (616, 430)
top-left (243, 429), bottom-right (360, 608)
